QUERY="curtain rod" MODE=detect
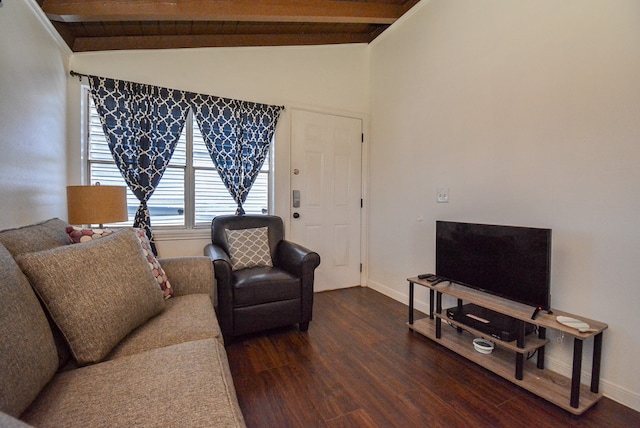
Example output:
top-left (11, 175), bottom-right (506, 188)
top-left (69, 70), bottom-right (87, 81)
top-left (68, 70), bottom-right (284, 110)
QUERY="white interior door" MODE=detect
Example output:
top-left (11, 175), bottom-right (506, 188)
top-left (290, 109), bottom-right (362, 291)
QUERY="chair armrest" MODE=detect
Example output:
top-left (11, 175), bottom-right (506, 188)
top-left (157, 256), bottom-right (216, 305)
top-left (277, 240), bottom-right (321, 276)
top-left (277, 240), bottom-right (320, 326)
top-left (204, 243), bottom-right (233, 280)
top-left (204, 243), bottom-right (231, 265)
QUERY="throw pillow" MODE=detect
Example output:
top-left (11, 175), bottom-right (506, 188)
top-left (66, 226), bottom-right (115, 243)
top-left (16, 228), bottom-right (166, 365)
top-left (134, 228), bottom-right (173, 299)
top-left (66, 227), bottom-right (173, 299)
top-left (225, 226), bottom-right (273, 271)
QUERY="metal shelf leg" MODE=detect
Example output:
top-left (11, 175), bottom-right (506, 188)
top-left (571, 338), bottom-right (584, 408)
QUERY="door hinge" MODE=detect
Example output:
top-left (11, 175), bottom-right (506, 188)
top-left (360, 199), bottom-right (363, 208)
top-left (360, 263), bottom-right (363, 273)
top-left (361, 133), bottom-right (364, 143)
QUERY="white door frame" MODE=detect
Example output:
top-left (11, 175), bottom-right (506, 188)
top-left (272, 103), bottom-right (369, 288)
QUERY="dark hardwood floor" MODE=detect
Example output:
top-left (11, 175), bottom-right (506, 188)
top-left (225, 287), bottom-right (639, 427)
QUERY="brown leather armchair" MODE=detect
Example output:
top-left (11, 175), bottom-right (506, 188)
top-left (204, 215), bottom-right (320, 343)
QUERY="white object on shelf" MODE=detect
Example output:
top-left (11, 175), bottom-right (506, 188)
top-left (473, 338), bottom-right (495, 354)
top-left (556, 316), bottom-right (598, 333)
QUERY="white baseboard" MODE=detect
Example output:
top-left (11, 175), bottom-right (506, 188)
top-left (365, 279), bottom-right (640, 412)
top-left (367, 279), bottom-right (412, 306)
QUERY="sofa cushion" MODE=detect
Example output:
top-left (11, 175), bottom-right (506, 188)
top-left (21, 339), bottom-right (246, 428)
top-left (158, 256), bottom-right (216, 303)
top-left (0, 244), bottom-right (58, 418)
top-left (107, 294), bottom-right (221, 360)
top-left (232, 266), bottom-right (300, 307)
top-left (16, 228), bottom-right (165, 365)
top-left (0, 218), bottom-right (70, 257)
top-left (66, 226), bottom-right (174, 299)
top-left (225, 226), bottom-right (273, 271)
top-left (0, 219), bottom-right (75, 370)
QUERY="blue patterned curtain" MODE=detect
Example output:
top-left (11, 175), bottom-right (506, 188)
top-left (88, 76), bottom-right (191, 254)
top-left (191, 94), bottom-right (283, 215)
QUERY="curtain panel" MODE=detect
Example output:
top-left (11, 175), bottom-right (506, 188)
top-left (191, 94), bottom-right (283, 215)
top-left (88, 76), bottom-right (192, 254)
top-left (86, 74), bottom-right (283, 252)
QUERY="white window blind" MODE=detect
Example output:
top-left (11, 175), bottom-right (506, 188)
top-left (86, 93), bottom-right (270, 229)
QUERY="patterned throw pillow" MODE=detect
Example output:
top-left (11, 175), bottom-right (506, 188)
top-left (66, 226), bottom-right (115, 243)
top-left (225, 227), bottom-right (273, 271)
top-left (133, 228), bottom-right (173, 300)
top-left (66, 227), bottom-right (173, 299)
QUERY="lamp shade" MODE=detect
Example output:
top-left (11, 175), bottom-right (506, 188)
top-left (67, 184), bottom-right (128, 226)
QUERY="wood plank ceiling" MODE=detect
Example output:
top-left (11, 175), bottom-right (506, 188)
top-left (37, 0), bottom-right (421, 52)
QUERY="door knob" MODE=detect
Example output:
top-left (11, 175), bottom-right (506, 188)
top-left (293, 212), bottom-right (300, 219)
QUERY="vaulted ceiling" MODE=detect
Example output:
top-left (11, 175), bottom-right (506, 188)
top-left (37, 0), bottom-right (421, 52)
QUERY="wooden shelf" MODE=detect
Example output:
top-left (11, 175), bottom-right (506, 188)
top-left (408, 277), bottom-right (608, 338)
top-left (408, 317), bottom-right (603, 415)
top-left (432, 312), bottom-right (548, 354)
top-left (407, 277), bottom-right (607, 415)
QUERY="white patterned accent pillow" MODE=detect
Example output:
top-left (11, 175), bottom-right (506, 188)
top-left (225, 227), bottom-right (273, 271)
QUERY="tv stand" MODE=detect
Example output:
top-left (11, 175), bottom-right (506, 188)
top-left (407, 276), bottom-right (608, 415)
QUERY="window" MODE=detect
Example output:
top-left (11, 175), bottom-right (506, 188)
top-left (85, 89), bottom-right (271, 229)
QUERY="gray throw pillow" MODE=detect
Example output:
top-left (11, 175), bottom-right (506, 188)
top-left (225, 227), bottom-right (273, 271)
top-left (16, 228), bottom-right (165, 365)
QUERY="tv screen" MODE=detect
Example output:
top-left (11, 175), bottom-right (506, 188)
top-left (436, 221), bottom-right (551, 310)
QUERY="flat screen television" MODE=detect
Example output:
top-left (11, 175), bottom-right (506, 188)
top-left (436, 221), bottom-right (552, 310)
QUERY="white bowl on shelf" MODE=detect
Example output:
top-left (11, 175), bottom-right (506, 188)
top-left (473, 338), bottom-right (495, 354)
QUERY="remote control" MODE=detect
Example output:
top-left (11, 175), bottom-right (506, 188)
top-left (418, 273), bottom-right (440, 283)
top-left (531, 306), bottom-right (542, 320)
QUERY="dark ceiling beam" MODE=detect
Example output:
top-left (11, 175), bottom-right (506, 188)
top-left (43, 0), bottom-right (401, 24)
top-left (72, 32), bottom-right (377, 52)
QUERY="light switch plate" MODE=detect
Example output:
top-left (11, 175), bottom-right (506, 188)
top-left (437, 188), bottom-right (449, 203)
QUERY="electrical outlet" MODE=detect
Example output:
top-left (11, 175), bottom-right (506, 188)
top-left (437, 188), bottom-right (449, 203)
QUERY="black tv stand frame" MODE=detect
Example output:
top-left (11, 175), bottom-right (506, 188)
top-left (407, 276), bottom-right (607, 415)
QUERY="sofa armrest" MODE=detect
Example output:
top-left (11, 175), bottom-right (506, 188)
top-left (203, 243), bottom-right (233, 339)
top-left (158, 256), bottom-right (216, 306)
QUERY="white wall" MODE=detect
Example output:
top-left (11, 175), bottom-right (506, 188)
top-left (368, 0), bottom-right (640, 410)
top-left (5, 0), bottom-right (639, 411)
top-left (0, 0), bottom-right (70, 229)
top-left (68, 44), bottom-right (370, 256)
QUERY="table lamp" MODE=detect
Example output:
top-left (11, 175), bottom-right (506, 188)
top-left (67, 183), bottom-right (128, 228)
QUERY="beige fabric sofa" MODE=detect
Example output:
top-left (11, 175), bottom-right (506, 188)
top-left (0, 219), bottom-right (245, 428)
